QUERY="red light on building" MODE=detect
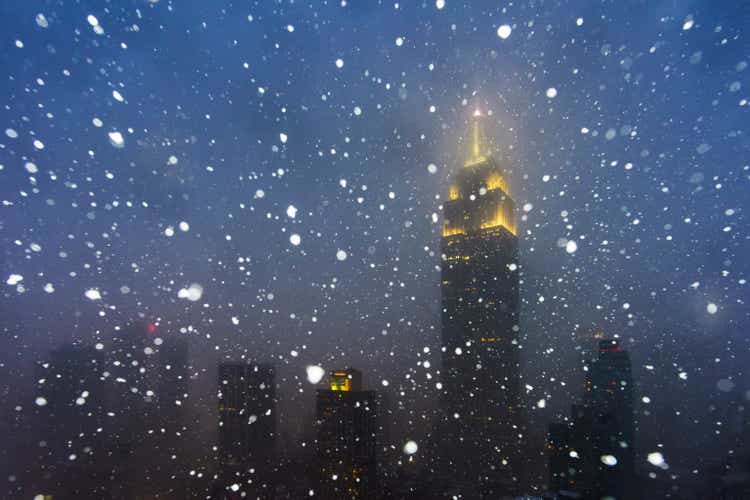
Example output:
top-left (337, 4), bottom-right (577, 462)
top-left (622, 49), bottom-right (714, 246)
top-left (148, 324), bottom-right (156, 333)
top-left (599, 340), bottom-right (623, 353)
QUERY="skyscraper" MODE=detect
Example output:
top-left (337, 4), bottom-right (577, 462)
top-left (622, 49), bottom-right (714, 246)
top-left (585, 339), bottom-right (636, 498)
top-left (315, 368), bottom-right (378, 499)
top-left (548, 339), bottom-right (636, 499)
top-left (548, 404), bottom-right (596, 497)
top-left (32, 344), bottom-right (110, 499)
top-left (107, 321), bottom-right (164, 499)
top-left (439, 110), bottom-right (523, 497)
top-left (30, 327), bottom-right (186, 498)
top-left (156, 336), bottom-right (189, 441)
top-left (154, 334), bottom-right (190, 497)
top-left (217, 363), bottom-right (277, 498)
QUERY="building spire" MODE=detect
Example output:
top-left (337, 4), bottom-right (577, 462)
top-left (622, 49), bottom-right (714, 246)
top-left (465, 109), bottom-right (488, 167)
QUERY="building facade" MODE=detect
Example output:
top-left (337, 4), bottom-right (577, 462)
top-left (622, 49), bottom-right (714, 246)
top-left (439, 111), bottom-right (524, 497)
top-left (315, 368), bottom-right (378, 499)
top-left (548, 339), bottom-right (636, 499)
top-left (217, 363), bottom-right (277, 499)
top-left (32, 344), bottom-right (110, 499)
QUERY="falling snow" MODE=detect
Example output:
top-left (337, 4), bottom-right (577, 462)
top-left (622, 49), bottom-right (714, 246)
top-left (0, 3), bottom-right (747, 499)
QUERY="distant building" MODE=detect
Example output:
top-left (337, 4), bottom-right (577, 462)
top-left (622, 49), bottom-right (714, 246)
top-left (548, 404), bottom-right (596, 498)
top-left (315, 368), bottom-right (378, 499)
top-left (217, 362), bottom-right (277, 498)
top-left (703, 455), bottom-right (750, 499)
top-left (107, 321), bottom-right (191, 498)
top-left (32, 344), bottom-right (110, 498)
top-left (439, 110), bottom-right (524, 497)
top-left (31, 329), bottom-right (190, 499)
top-left (156, 336), bottom-right (190, 459)
top-left (548, 339), bottom-right (637, 499)
top-left (154, 333), bottom-right (191, 498)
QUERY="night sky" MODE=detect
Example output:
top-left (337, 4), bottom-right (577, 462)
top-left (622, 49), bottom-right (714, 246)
top-left (1, 0), bottom-right (749, 488)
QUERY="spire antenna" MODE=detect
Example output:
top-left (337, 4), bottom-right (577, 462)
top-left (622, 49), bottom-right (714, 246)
top-left (465, 109), bottom-right (488, 167)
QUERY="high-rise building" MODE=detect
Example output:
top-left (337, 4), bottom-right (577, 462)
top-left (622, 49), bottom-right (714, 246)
top-left (156, 336), bottom-right (189, 445)
top-left (439, 110), bottom-right (524, 496)
top-left (585, 339), bottom-right (636, 498)
top-left (24, 324), bottom-right (192, 498)
top-left (548, 339), bottom-right (636, 499)
top-left (315, 368), bottom-right (378, 499)
top-left (32, 344), bottom-right (110, 499)
top-left (548, 404), bottom-right (596, 497)
top-left (154, 334), bottom-right (191, 497)
top-left (217, 362), bottom-right (277, 498)
top-left (107, 321), bottom-right (191, 498)
top-left (98, 322), bottom-right (156, 499)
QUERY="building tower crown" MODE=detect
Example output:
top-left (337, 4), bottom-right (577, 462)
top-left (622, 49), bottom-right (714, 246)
top-left (443, 109), bottom-right (517, 237)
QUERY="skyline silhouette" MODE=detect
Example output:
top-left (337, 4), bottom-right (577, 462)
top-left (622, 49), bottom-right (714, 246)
top-left (2, 1), bottom-right (749, 498)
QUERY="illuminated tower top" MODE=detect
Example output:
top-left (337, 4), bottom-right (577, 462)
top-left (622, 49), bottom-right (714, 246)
top-left (466, 109), bottom-right (489, 167)
top-left (443, 111), bottom-right (516, 237)
top-left (328, 368), bottom-right (362, 392)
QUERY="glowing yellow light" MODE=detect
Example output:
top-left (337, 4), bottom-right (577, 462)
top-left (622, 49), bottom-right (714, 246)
top-left (464, 109), bottom-right (494, 167)
top-left (442, 224), bottom-right (465, 237)
top-left (449, 184), bottom-right (459, 200)
top-left (472, 117), bottom-right (480, 159)
top-left (329, 372), bottom-right (351, 391)
top-left (446, 254), bottom-right (471, 261)
top-left (464, 110), bottom-right (488, 167)
top-left (480, 207), bottom-right (517, 235)
top-left (486, 172), bottom-right (508, 194)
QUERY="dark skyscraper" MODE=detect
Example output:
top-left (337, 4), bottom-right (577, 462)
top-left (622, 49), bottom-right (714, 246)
top-left (439, 111), bottom-right (523, 496)
top-left (217, 362), bottom-right (277, 498)
top-left (156, 335), bottom-right (189, 444)
top-left (585, 338), bottom-right (636, 498)
top-left (315, 368), bottom-right (378, 499)
top-left (548, 339), bottom-right (636, 499)
top-left (27, 323), bottom-right (192, 499)
top-left (153, 334), bottom-right (191, 497)
top-left (32, 344), bottom-right (110, 499)
top-left (107, 321), bottom-right (191, 498)
top-left (106, 321), bottom-right (166, 499)
top-left (548, 403), bottom-right (596, 498)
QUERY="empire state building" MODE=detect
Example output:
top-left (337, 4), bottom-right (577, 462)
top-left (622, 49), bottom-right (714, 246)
top-left (439, 111), bottom-right (523, 497)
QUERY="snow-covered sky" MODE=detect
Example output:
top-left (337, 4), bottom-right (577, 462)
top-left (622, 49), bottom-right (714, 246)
top-left (1, 0), bottom-right (748, 479)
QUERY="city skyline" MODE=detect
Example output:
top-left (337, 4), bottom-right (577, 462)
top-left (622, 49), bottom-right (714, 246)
top-left (11, 107), bottom-right (739, 499)
top-left (2, 1), bottom-right (749, 499)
